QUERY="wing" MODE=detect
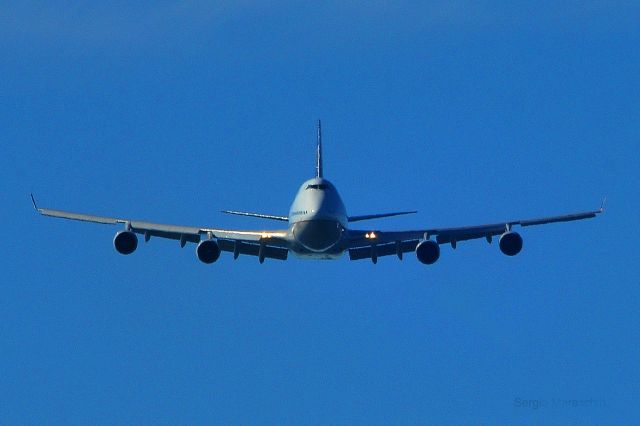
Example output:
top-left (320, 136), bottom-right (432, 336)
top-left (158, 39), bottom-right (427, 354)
top-left (31, 195), bottom-right (290, 261)
top-left (346, 203), bottom-right (604, 262)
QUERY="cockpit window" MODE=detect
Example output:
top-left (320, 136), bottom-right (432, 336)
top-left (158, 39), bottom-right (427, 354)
top-left (306, 184), bottom-right (330, 190)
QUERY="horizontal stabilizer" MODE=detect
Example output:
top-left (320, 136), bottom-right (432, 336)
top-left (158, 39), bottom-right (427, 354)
top-left (348, 211), bottom-right (417, 222)
top-left (221, 210), bottom-right (289, 222)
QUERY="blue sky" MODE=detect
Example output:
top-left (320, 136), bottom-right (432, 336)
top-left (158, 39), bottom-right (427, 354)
top-left (1, 2), bottom-right (638, 423)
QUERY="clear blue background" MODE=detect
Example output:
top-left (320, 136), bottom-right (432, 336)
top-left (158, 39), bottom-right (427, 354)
top-left (1, 2), bottom-right (638, 424)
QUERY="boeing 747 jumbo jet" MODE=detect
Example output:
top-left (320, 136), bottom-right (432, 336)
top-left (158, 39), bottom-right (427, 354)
top-left (32, 121), bottom-right (603, 264)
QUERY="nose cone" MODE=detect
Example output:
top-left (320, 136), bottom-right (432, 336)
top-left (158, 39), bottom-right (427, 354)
top-left (288, 178), bottom-right (348, 252)
top-left (293, 220), bottom-right (342, 252)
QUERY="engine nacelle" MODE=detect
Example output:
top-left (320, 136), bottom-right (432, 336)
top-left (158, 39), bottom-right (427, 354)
top-left (499, 231), bottom-right (523, 256)
top-left (114, 231), bottom-right (138, 255)
top-left (197, 240), bottom-right (221, 264)
top-left (416, 240), bottom-right (440, 264)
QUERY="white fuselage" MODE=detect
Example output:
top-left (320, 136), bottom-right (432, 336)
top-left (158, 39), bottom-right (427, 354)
top-left (287, 177), bottom-right (348, 258)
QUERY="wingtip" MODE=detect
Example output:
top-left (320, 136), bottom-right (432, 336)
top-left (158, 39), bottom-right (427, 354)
top-left (599, 196), bottom-right (607, 213)
top-left (30, 193), bottom-right (39, 212)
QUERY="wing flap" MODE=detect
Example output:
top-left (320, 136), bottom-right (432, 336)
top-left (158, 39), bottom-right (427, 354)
top-left (218, 239), bottom-right (288, 260)
top-left (349, 240), bottom-right (419, 261)
top-left (346, 230), bottom-right (425, 248)
top-left (434, 224), bottom-right (506, 245)
top-left (132, 227), bottom-right (201, 243)
top-left (204, 229), bottom-right (289, 245)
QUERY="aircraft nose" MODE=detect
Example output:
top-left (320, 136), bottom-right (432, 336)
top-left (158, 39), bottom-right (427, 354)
top-left (306, 194), bottom-right (327, 217)
top-left (293, 220), bottom-right (342, 252)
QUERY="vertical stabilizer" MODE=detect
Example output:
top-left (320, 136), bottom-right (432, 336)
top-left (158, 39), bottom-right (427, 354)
top-left (316, 120), bottom-right (323, 178)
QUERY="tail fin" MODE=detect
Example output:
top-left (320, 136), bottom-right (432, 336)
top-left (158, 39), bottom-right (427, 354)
top-left (316, 119), bottom-right (323, 178)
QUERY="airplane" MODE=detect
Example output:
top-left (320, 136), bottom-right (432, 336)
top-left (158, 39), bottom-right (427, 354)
top-left (31, 121), bottom-right (604, 265)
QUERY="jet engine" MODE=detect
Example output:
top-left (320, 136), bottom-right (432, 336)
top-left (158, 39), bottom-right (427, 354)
top-left (114, 231), bottom-right (138, 255)
top-left (196, 240), bottom-right (221, 264)
top-left (416, 240), bottom-right (440, 264)
top-left (499, 231), bottom-right (523, 256)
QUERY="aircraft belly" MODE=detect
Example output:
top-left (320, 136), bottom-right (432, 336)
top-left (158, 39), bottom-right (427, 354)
top-left (291, 250), bottom-right (344, 260)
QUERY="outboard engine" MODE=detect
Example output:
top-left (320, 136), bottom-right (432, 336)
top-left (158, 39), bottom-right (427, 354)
top-left (113, 231), bottom-right (138, 255)
top-left (197, 240), bottom-right (221, 264)
top-left (499, 231), bottom-right (523, 256)
top-left (416, 240), bottom-right (440, 264)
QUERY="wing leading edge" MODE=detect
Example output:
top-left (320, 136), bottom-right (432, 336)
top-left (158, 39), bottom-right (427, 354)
top-left (31, 195), bottom-right (290, 261)
top-left (346, 203), bottom-right (604, 261)
top-left (32, 194), bottom-right (604, 264)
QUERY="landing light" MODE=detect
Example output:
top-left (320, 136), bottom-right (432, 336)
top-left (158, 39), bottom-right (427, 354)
top-left (365, 232), bottom-right (377, 239)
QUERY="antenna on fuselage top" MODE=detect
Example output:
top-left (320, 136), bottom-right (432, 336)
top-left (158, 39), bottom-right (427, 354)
top-left (316, 119), bottom-right (323, 178)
